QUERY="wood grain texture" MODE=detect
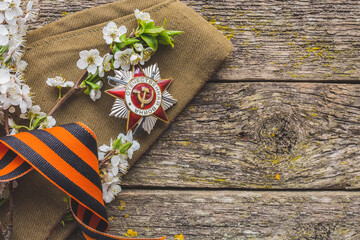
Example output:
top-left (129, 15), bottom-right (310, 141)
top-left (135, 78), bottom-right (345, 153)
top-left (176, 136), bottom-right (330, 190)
top-left (69, 190), bottom-right (360, 240)
top-left (183, 0), bottom-right (360, 81)
top-left (122, 82), bottom-right (360, 190)
top-left (30, 0), bottom-right (360, 81)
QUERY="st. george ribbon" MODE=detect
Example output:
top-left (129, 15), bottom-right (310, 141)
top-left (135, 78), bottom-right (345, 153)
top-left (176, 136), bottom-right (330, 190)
top-left (0, 122), bottom-right (165, 240)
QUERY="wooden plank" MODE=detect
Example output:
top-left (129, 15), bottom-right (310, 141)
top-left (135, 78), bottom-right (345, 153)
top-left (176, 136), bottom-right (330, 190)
top-left (183, 0), bottom-right (360, 81)
top-left (30, 0), bottom-right (360, 81)
top-left (69, 190), bottom-right (360, 239)
top-left (122, 82), bottom-right (360, 190)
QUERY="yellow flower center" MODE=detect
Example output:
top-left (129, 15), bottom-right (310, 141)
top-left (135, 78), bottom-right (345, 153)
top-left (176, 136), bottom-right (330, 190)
top-left (87, 56), bottom-right (95, 65)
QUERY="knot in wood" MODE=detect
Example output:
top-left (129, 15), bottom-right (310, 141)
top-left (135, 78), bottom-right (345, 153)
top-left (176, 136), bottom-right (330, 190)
top-left (258, 116), bottom-right (298, 155)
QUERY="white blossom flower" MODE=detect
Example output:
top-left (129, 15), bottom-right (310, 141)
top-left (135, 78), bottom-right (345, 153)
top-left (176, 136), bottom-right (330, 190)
top-left (29, 105), bottom-right (41, 115)
top-left (19, 84), bottom-right (32, 113)
top-left (134, 43), bottom-right (144, 52)
top-left (8, 118), bottom-right (17, 135)
top-left (16, 60), bottom-right (27, 71)
top-left (89, 80), bottom-right (103, 101)
top-left (130, 53), bottom-right (141, 66)
top-left (103, 171), bottom-right (119, 185)
top-left (0, 25), bottom-right (9, 46)
top-left (134, 9), bottom-right (153, 23)
top-left (108, 157), bottom-right (119, 176)
top-left (109, 154), bottom-right (128, 175)
top-left (38, 116), bottom-right (56, 129)
top-left (98, 53), bottom-right (113, 77)
top-left (102, 22), bottom-right (127, 45)
top-left (0, 67), bottom-right (11, 84)
top-left (19, 105), bottom-right (44, 119)
top-left (46, 76), bottom-right (74, 88)
top-left (102, 182), bottom-right (121, 203)
top-left (140, 47), bottom-right (154, 65)
top-left (0, 80), bottom-right (22, 110)
top-left (3, 0), bottom-right (23, 21)
top-left (98, 140), bottom-right (113, 160)
top-left (11, 70), bottom-right (23, 85)
top-left (118, 155), bottom-right (129, 174)
top-left (113, 48), bottom-right (132, 71)
top-left (76, 49), bottom-right (103, 74)
top-left (117, 130), bottom-right (140, 159)
top-left (25, 0), bottom-right (36, 22)
top-left (0, 0), bottom-right (8, 10)
top-left (7, 23), bottom-right (24, 45)
top-left (6, 43), bottom-right (24, 63)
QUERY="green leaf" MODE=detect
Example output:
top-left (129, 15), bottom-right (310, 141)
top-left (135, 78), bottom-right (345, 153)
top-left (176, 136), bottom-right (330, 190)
top-left (0, 45), bottom-right (9, 55)
top-left (162, 18), bottom-right (167, 28)
top-left (157, 31), bottom-right (174, 47)
top-left (61, 213), bottom-right (75, 227)
top-left (141, 34), bottom-right (158, 51)
top-left (144, 27), bottom-right (165, 35)
top-left (63, 196), bottom-right (70, 203)
top-left (115, 38), bottom-right (140, 51)
top-left (136, 21), bottom-right (147, 36)
top-left (140, 20), bottom-right (146, 29)
top-left (112, 43), bottom-right (122, 53)
top-left (119, 33), bottom-right (127, 42)
top-left (112, 138), bottom-right (122, 150)
top-left (166, 30), bottom-right (183, 36)
top-left (146, 21), bottom-right (155, 29)
top-left (119, 142), bottom-right (133, 155)
top-left (84, 85), bottom-right (91, 95)
top-left (31, 116), bottom-right (47, 129)
top-left (115, 42), bottom-right (127, 50)
top-left (86, 72), bottom-right (101, 83)
top-left (85, 81), bottom-right (100, 90)
top-left (125, 38), bottom-right (140, 45)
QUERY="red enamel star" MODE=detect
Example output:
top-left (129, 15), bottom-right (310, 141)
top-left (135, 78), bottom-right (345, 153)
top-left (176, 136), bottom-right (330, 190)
top-left (106, 64), bottom-right (176, 133)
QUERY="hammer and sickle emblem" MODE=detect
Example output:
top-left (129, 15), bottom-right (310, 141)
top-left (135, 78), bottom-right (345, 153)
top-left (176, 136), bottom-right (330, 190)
top-left (133, 87), bottom-right (154, 108)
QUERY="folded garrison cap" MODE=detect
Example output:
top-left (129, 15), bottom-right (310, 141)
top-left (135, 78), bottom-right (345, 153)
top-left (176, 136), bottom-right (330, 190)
top-left (1, 0), bottom-right (233, 239)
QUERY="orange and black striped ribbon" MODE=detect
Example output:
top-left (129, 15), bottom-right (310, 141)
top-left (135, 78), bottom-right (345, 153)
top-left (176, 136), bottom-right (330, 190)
top-left (0, 122), bottom-right (165, 240)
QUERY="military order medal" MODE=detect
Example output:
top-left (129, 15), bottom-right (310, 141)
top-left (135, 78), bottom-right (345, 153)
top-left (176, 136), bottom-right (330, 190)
top-left (106, 64), bottom-right (177, 134)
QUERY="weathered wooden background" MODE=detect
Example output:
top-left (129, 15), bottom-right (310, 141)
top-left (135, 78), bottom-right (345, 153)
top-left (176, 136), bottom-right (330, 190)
top-left (31, 0), bottom-right (360, 239)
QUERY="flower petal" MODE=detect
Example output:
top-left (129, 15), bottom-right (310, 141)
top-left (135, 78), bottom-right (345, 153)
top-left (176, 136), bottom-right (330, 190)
top-left (79, 50), bottom-right (90, 59)
top-left (118, 25), bottom-right (127, 35)
top-left (0, 2), bottom-right (8, 11)
top-left (87, 64), bottom-right (97, 74)
top-left (76, 59), bottom-right (87, 69)
top-left (0, 69), bottom-right (10, 84)
top-left (0, 25), bottom-right (9, 35)
top-left (5, 9), bottom-right (15, 21)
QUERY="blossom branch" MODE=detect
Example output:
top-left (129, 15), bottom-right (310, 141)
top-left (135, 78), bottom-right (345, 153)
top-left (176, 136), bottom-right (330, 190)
top-left (3, 110), bottom-right (9, 136)
top-left (47, 70), bottom-right (87, 116)
top-left (99, 150), bottom-right (116, 168)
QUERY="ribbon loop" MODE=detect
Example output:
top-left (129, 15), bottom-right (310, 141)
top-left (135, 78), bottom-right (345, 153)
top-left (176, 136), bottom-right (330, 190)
top-left (0, 123), bottom-right (165, 240)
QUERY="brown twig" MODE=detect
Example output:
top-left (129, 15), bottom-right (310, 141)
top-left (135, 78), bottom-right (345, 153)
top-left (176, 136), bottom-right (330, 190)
top-left (45, 207), bottom-right (71, 240)
top-left (3, 110), bottom-right (9, 136)
top-left (99, 150), bottom-right (116, 169)
top-left (47, 70), bottom-right (88, 116)
top-left (4, 182), bottom-right (14, 240)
